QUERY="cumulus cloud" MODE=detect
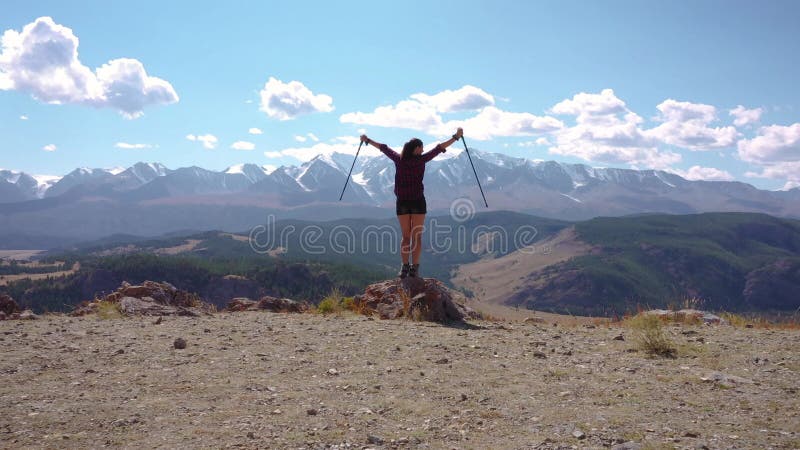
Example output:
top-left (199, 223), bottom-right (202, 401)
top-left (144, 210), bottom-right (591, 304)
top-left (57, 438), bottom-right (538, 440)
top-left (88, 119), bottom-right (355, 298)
top-left (231, 141), bottom-right (255, 151)
top-left (409, 85), bottom-right (494, 112)
top-left (266, 136), bottom-right (388, 162)
top-left (307, 132), bottom-right (319, 142)
top-left (729, 105), bottom-right (763, 127)
top-left (263, 151), bottom-right (282, 158)
top-left (258, 77), bottom-right (333, 120)
top-left (294, 135), bottom-right (307, 142)
top-left (646, 99), bottom-right (738, 150)
top-left (115, 142), bottom-right (152, 149)
top-left (341, 86), bottom-right (559, 141)
top-left (548, 89), bottom-right (679, 169)
top-left (186, 134), bottom-right (218, 150)
top-left (670, 165), bottom-right (735, 181)
top-left (0, 17), bottom-right (178, 118)
top-left (42, 144), bottom-right (56, 152)
top-left (248, 127), bottom-right (263, 135)
top-left (19, 115), bottom-right (28, 120)
top-left (737, 123), bottom-right (800, 164)
top-left (782, 180), bottom-right (800, 190)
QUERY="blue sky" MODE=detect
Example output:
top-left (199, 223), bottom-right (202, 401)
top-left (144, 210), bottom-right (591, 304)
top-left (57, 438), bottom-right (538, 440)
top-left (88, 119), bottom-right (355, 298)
top-left (1, 0), bottom-right (799, 189)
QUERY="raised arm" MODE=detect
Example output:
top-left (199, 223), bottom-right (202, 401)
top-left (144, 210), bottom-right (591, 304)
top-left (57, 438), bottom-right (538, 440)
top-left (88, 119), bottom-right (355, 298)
top-left (421, 127), bottom-right (463, 162)
top-left (361, 134), bottom-right (399, 163)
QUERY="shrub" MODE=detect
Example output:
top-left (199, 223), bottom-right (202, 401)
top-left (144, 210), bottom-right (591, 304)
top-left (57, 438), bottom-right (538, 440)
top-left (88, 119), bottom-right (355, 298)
top-left (625, 313), bottom-right (676, 357)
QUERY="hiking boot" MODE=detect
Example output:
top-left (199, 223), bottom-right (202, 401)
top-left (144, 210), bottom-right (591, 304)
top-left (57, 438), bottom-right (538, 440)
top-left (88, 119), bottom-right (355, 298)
top-left (398, 263), bottom-right (410, 279)
top-left (409, 264), bottom-right (419, 278)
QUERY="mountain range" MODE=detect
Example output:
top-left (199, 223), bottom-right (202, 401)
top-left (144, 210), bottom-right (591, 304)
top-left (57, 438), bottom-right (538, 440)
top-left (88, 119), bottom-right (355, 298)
top-left (1, 149), bottom-right (799, 248)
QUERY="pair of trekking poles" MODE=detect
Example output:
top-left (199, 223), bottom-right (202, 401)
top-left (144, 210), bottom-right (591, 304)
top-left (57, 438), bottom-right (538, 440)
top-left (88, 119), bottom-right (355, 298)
top-left (338, 135), bottom-right (489, 208)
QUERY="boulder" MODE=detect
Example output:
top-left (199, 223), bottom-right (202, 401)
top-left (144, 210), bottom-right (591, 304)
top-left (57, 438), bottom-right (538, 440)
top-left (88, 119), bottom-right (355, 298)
top-left (644, 308), bottom-right (727, 325)
top-left (71, 280), bottom-right (215, 317)
top-left (353, 277), bottom-right (479, 323)
top-left (0, 294), bottom-right (20, 316)
top-left (225, 296), bottom-right (309, 313)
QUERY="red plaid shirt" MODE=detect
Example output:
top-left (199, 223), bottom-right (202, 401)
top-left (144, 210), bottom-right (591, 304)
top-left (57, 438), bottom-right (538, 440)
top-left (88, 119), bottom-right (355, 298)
top-left (378, 143), bottom-right (446, 201)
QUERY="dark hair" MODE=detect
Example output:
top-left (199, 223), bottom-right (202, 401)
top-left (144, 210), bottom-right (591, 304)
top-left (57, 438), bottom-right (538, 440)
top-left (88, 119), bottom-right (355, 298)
top-left (401, 138), bottom-right (423, 160)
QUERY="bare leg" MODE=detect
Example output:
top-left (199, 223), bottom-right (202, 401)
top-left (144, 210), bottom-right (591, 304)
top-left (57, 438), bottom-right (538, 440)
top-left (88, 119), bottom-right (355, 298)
top-left (397, 214), bottom-right (412, 264)
top-left (410, 213), bottom-right (426, 265)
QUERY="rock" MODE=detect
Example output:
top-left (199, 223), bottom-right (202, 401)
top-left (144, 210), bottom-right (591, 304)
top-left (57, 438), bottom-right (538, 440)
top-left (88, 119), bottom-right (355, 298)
top-left (524, 317), bottom-right (546, 324)
top-left (367, 435), bottom-right (384, 445)
top-left (353, 277), bottom-right (479, 323)
top-left (306, 408), bottom-right (318, 416)
top-left (613, 334), bottom-right (625, 341)
top-left (572, 429), bottom-right (586, 439)
top-left (226, 296), bottom-right (309, 313)
top-left (173, 338), bottom-right (187, 350)
top-left (643, 309), bottom-right (727, 325)
top-left (70, 280), bottom-right (215, 317)
top-left (612, 443), bottom-right (642, 450)
top-left (17, 310), bottom-right (38, 320)
top-left (0, 294), bottom-right (20, 316)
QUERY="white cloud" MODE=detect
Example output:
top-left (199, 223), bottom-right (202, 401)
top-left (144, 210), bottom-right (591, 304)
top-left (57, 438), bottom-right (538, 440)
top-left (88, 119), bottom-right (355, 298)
top-left (269, 135), bottom-right (384, 162)
top-left (646, 99), bottom-right (738, 150)
top-left (341, 86), bottom-right (560, 141)
top-left (782, 180), bottom-right (800, 190)
top-left (19, 115), bottom-right (27, 120)
top-left (186, 133), bottom-right (218, 150)
top-left (258, 77), bottom-right (333, 120)
top-left (550, 88), bottom-right (628, 124)
top-left (231, 141), bottom-right (255, 151)
top-left (307, 132), bottom-right (319, 142)
top-left (0, 17), bottom-right (178, 118)
top-left (443, 106), bottom-right (563, 140)
top-left (248, 127), bottom-right (263, 135)
top-left (737, 123), bottom-right (800, 164)
top-left (294, 135), bottom-right (307, 142)
top-left (729, 105), bottom-right (763, 127)
top-left (548, 89), bottom-right (679, 169)
top-left (115, 142), bottom-right (152, 149)
top-left (409, 85), bottom-right (495, 112)
top-left (42, 144), bottom-right (56, 152)
top-left (671, 165), bottom-right (735, 181)
top-left (745, 161), bottom-right (800, 183)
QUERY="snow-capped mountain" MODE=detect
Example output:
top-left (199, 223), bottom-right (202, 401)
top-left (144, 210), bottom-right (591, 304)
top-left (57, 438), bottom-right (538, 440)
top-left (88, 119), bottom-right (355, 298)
top-left (0, 169), bottom-right (62, 202)
top-left (1, 151), bottom-right (798, 243)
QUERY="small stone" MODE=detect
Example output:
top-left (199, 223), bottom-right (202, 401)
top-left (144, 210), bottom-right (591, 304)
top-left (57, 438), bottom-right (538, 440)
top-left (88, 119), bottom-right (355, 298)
top-left (367, 435), bottom-right (384, 445)
top-left (532, 351), bottom-right (547, 359)
top-left (613, 334), bottom-right (625, 341)
top-left (327, 368), bottom-right (339, 376)
top-left (173, 338), bottom-right (187, 349)
top-left (246, 432), bottom-right (255, 439)
top-left (572, 429), bottom-right (586, 439)
top-left (435, 358), bottom-right (449, 364)
top-left (460, 393), bottom-right (468, 401)
top-left (306, 408), bottom-right (318, 416)
top-left (153, 316), bottom-right (162, 325)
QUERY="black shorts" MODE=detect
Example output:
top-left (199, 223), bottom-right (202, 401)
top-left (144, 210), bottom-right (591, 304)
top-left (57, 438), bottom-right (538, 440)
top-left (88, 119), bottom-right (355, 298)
top-left (396, 197), bottom-right (427, 215)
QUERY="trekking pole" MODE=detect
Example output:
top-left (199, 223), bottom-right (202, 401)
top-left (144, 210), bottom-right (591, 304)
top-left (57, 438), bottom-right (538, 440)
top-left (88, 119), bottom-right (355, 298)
top-left (461, 136), bottom-right (489, 207)
top-left (339, 140), bottom-right (364, 201)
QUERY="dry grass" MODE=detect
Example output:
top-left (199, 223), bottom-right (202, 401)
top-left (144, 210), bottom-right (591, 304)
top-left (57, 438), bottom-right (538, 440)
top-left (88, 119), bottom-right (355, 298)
top-left (623, 313), bottom-right (676, 357)
top-left (95, 300), bottom-right (123, 320)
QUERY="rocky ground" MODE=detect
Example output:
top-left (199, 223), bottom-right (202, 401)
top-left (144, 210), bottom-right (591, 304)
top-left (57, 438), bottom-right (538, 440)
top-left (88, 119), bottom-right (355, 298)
top-left (1, 312), bottom-right (798, 449)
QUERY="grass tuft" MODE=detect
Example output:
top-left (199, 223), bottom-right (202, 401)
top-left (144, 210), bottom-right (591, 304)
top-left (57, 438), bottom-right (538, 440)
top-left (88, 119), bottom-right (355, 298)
top-left (624, 313), bottom-right (676, 357)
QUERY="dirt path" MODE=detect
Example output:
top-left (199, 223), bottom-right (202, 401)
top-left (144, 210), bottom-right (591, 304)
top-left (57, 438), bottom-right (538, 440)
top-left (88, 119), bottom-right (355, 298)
top-left (1, 312), bottom-right (798, 449)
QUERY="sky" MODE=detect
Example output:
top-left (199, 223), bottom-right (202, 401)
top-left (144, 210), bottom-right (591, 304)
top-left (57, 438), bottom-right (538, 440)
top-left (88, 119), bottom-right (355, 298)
top-left (1, 0), bottom-right (799, 190)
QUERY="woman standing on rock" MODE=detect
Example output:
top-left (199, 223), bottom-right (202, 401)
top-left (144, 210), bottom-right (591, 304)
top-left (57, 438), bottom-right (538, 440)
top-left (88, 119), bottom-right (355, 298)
top-left (360, 128), bottom-right (463, 278)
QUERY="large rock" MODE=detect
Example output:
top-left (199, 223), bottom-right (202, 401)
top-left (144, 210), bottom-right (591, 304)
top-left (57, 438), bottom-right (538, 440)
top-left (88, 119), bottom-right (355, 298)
top-left (71, 280), bottom-right (215, 317)
top-left (643, 308), bottom-right (727, 325)
top-left (353, 277), bottom-right (479, 323)
top-left (225, 296), bottom-right (309, 313)
top-left (0, 294), bottom-right (20, 316)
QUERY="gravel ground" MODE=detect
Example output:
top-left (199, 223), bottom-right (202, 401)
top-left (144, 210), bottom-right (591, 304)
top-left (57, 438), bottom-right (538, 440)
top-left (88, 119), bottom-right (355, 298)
top-left (1, 312), bottom-right (798, 449)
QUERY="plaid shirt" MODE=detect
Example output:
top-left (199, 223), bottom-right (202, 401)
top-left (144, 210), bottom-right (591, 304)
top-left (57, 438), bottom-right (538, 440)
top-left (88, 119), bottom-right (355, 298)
top-left (378, 143), bottom-right (446, 201)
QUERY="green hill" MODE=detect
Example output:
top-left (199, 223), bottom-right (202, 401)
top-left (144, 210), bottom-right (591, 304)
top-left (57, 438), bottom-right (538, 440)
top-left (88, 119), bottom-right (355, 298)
top-left (509, 213), bottom-right (800, 316)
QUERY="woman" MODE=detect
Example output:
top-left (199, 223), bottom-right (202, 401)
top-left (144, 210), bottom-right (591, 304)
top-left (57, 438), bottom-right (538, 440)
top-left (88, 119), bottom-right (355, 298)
top-left (360, 128), bottom-right (464, 278)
